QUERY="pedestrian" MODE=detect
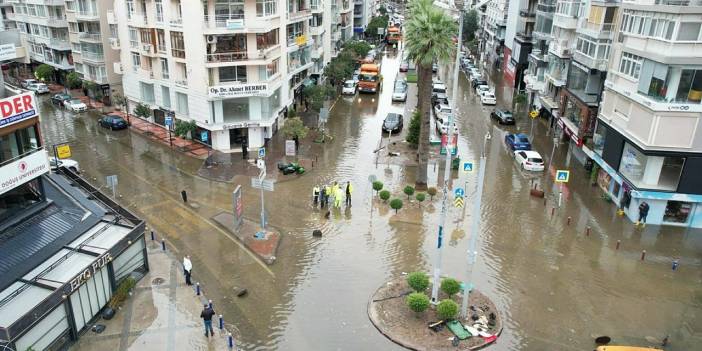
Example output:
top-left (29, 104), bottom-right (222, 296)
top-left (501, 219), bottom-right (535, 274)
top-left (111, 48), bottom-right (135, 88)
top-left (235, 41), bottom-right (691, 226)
top-left (320, 185), bottom-right (326, 208)
top-left (200, 303), bottom-right (216, 338)
top-left (182, 255), bottom-right (193, 285)
top-left (334, 186), bottom-right (344, 209)
top-left (242, 141), bottom-right (248, 160)
top-left (345, 181), bottom-right (353, 207)
top-left (313, 185), bottom-right (320, 206)
top-left (636, 201), bottom-right (650, 227)
top-left (325, 184), bottom-right (332, 207)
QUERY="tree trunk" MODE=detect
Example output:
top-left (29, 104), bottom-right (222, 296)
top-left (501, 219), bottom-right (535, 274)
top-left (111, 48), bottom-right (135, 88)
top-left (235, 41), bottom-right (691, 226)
top-left (415, 64), bottom-right (432, 190)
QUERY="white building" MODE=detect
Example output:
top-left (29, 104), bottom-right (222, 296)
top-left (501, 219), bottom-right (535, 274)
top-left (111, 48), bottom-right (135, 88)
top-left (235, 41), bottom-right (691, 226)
top-left (112, 0), bottom-right (353, 151)
top-left (591, 0), bottom-right (702, 227)
top-left (481, 0), bottom-right (508, 67)
top-left (1, 0), bottom-right (16, 31)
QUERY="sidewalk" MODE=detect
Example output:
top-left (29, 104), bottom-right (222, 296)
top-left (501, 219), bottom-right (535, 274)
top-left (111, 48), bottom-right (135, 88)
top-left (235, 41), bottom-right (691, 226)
top-left (71, 238), bottom-right (238, 351)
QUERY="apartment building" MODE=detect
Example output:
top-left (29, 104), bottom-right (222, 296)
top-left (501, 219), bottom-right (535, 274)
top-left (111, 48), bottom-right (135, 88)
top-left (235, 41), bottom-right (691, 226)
top-left (479, 0), bottom-right (508, 67)
top-left (504, 0), bottom-right (536, 89)
top-left (590, 0), bottom-right (702, 227)
top-left (1, 0), bottom-right (16, 30)
top-left (66, 0), bottom-right (122, 102)
top-left (113, 0), bottom-right (348, 151)
top-left (523, 0), bottom-right (555, 108)
top-left (11, 0), bottom-right (74, 84)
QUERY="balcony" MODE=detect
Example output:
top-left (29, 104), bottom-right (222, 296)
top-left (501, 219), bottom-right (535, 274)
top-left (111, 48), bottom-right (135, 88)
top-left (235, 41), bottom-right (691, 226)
top-left (137, 68), bottom-right (155, 80)
top-left (536, 2), bottom-right (556, 15)
top-left (287, 34), bottom-right (309, 48)
top-left (548, 38), bottom-right (572, 57)
top-left (127, 13), bottom-right (149, 27)
top-left (26, 0), bottom-right (64, 4)
top-left (45, 16), bottom-right (68, 27)
top-left (81, 51), bottom-right (105, 63)
top-left (175, 79), bottom-right (188, 87)
top-left (572, 50), bottom-right (608, 72)
top-left (48, 38), bottom-right (71, 50)
top-left (287, 9), bottom-right (312, 22)
top-left (578, 22), bottom-right (615, 39)
top-left (553, 12), bottom-right (578, 30)
top-left (75, 10), bottom-right (99, 21)
top-left (170, 18), bottom-right (183, 27)
top-left (206, 51), bottom-right (248, 63)
top-left (495, 16), bottom-right (507, 27)
top-left (203, 14), bottom-right (245, 30)
top-left (310, 44), bottom-right (323, 59)
top-left (82, 73), bottom-right (108, 84)
top-left (109, 38), bottom-right (120, 49)
top-left (106, 10), bottom-right (116, 24)
top-left (310, 25), bottom-right (324, 36)
top-left (516, 31), bottom-right (534, 43)
top-left (78, 32), bottom-right (102, 42)
top-left (140, 43), bottom-right (154, 55)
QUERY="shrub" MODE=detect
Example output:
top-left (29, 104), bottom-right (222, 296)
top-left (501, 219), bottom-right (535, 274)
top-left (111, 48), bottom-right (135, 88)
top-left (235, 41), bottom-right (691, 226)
top-left (406, 110), bottom-right (421, 148)
top-left (436, 299), bottom-right (459, 321)
top-left (406, 292), bottom-right (430, 313)
top-left (406, 271), bottom-right (429, 292)
top-left (372, 181), bottom-right (384, 195)
top-left (390, 198), bottom-right (403, 213)
top-left (415, 192), bottom-right (426, 206)
top-left (174, 120), bottom-right (197, 138)
top-left (427, 187), bottom-right (438, 200)
top-left (441, 278), bottom-right (461, 297)
top-left (108, 276), bottom-right (136, 309)
top-left (281, 116), bottom-right (309, 140)
top-left (379, 190), bottom-right (391, 202)
top-left (403, 185), bottom-right (415, 200)
top-left (66, 72), bottom-right (82, 89)
top-left (134, 103), bottom-right (152, 119)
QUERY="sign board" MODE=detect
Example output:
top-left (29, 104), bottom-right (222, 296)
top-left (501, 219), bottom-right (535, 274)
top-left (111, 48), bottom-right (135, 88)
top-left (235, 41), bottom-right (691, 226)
top-left (256, 159), bottom-right (265, 169)
top-left (295, 35), bottom-right (307, 46)
top-left (232, 185), bottom-right (243, 230)
top-left (226, 19), bottom-right (244, 30)
top-left (208, 83), bottom-right (269, 98)
top-left (462, 162), bottom-right (473, 173)
top-left (0, 150), bottom-right (50, 195)
top-left (258, 147), bottom-right (266, 158)
top-left (285, 140), bottom-right (296, 156)
top-left (251, 178), bottom-right (275, 191)
top-left (454, 197), bottom-right (464, 208)
top-left (68, 252), bottom-right (113, 293)
top-left (200, 131), bottom-right (209, 142)
top-left (0, 44), bottom-right (16, 61)
top-left (454, 187), bottom-right (465, 198)
top-left (530, 110), bottom-right (538, 119)
top-left (319, 107), bottom-right (329, 123)
top-left (556, 170), bottom-right (570, 183)
top-left (0, 93), bottom-right (38, 129)
top-left (56, 144), bottom-right (71, 159)
top-left (165, 114), bottom-right (173, 128)
top-left (440, 133), bottom-right (458, 156)
top-left (377, 28), bottom-right (385, 35)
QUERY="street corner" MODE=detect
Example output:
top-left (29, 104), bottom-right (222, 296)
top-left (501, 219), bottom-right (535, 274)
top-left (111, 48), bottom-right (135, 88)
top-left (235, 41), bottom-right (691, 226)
top-left (211, 213), bottom-right (281, 265)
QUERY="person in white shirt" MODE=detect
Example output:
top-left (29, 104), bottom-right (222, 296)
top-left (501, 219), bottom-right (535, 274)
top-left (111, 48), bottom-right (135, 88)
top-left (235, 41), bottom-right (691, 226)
top-left (183, 256), bottom-right (193, 285)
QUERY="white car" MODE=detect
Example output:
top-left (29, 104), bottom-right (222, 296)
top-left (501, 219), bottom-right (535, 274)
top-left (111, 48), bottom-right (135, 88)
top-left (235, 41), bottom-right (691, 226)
top-left (27, 83), bottom-right (49, 94)
top-left (475, 84), bottom-right (491, 97)
top-left (64, 98), bottom-right (88, 112)
top-left (433, 103), bottom-right (452, 123)
top-left (342, 80), bottom-right (357, 95)
top-left (392, 81), bottom-right (407, 102)
top-left (514, 150), bottom-right (544, 172)
top-left (49, 156), bottom-right (81, 173)
top-left (21, 79), bottom-right (38, 88)
top-left (481, 92), bottom-right (497, 105)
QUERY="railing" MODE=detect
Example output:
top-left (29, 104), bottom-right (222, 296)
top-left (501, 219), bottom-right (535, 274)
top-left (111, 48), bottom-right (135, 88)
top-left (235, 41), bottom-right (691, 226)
top-left (172, 48), bottom-right (185, 59)
top-left (536, 3), bottom-right (556, 13)
top-left (206, 51), bottom-right (248, 62)
top-left (287, 9), bottom-right (311, 20)
top-left (157, 44), bottom-right (167, 53)
top-left (46, 16), bottom-right (67, 26)
top-left (654, 0), bottom-right (702, 5)
top-left (109, 38), bottom-right (120, 48)
top-left (141, 43), bottom-right (152, 53)
top-left (517, 31), bottom-right (533, 41)
top-left (82, 52), bottom-right (105, 62)
top-left (82, 74), bottom-right (108, 84)
top-left (78, 32), bottom-right (101, 41)
top-left (76, 10), bottom-right (99, 19)
top-left (203, 14), bottom-right (245, 28)
top-left (175, 79), bottom-right (188, 87)
top-left (170, 18), bottom-right (183, 27)
top-left (48, 38), bottom-right (71, 50)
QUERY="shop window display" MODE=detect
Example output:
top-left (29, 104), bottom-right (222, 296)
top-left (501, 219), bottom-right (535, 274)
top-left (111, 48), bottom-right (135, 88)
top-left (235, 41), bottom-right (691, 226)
top-left (664, 201), bottom-right (693, 224)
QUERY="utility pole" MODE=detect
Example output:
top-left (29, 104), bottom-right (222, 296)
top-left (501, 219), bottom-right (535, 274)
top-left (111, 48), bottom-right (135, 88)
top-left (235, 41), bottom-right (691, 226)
top-left (461, 132), bottom-right (490, 318)
top-left (431, 0), bottom-right (466, 304)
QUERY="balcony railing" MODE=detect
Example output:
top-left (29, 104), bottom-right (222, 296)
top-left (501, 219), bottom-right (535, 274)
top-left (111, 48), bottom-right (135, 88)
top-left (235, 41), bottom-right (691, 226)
top-left (175, 79), bottom-right (188, 87)
top-left (82, 73), bottom-right (108, 84)
top-left (287, 9), bottom-right (311, 20)
top-left (78, 32), bottom-right (102, 41)
top-left (48, 38), bottom-right (71, 50)
top-left (206, 51), bottom-right (248, 63)
top-left (81, 52), bottom-right (105, 62)
top-left (45, 16), bottom-right (67, 27)
top-left (170, 18), bottom-right (183, 27)
top-left (203, 14), bottom-right (245, 29)
top-left (536, 3), bottom-right (556, 13)
top-left (75, 10), bottom-right (99, 20)
top-left (171, 48), bottom-right (185, 59)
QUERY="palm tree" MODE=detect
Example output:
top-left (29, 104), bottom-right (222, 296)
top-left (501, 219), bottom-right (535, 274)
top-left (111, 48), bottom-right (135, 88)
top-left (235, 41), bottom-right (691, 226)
top-left (404, 0), bottom-right (458, 189)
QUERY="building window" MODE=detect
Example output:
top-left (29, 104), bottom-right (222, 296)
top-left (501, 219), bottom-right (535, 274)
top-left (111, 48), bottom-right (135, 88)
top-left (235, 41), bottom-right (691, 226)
top-left (592, 122), bottom-right (607, 156)
top-left (0, 178), bottom-right (43, 223)
top-left (140, 82), bottom-right (155, 104)
top-left (129, 27), bottom-right (138, 48)
top-left (131, 52), bottom-right (141, 71)
top-left (219, 66), bottom-right (247, 83)
top-left (637, 59), bottom-right (670, 101)
top-left (259, 59), bottom-right (279, 80)
top-left (256, 29), bottom-right (279, 50)
top-left (215, 0), bottom-right (245, 20)
top-left (155, 0), bottom-right (164, 22)
top-left (170, 31), bottom-right (185, 58)
top-left (176, 92), bottom-right (189, 115)
top-left (161, 86), bottom-right (171, 108)
top-left (0, 125), bottom-right (39, 163)
top-left (663, 201), bottom-right (693, 224)
top-left (562, 96), bottom-right (582, 129)
top-left (618, 142), bottom-right (684, 191)
top-left (256, 0), bottom-right (276, 17)
top-left (160, 58), bottom-right (169, 79)
top-left (677, 22), bottom-right (701, 41)
top-left (676, 69), bottom-right (702, 104)
top-left (619, 52), bottom-right (642, 80)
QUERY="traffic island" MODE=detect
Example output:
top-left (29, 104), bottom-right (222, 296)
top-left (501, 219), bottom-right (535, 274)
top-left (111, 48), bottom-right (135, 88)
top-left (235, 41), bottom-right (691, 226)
top-left (212, 213), bottom-right (280, 265)
top-left (368, 276), bottom-right (502, 351)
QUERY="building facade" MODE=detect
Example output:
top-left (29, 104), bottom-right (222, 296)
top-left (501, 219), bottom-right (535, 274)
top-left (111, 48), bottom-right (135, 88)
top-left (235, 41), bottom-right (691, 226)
top-left (480, 0), bottom-right (508, 68)
top-left (523, 0), bottom-right (555, 109)
top-left (591, 0), bottom-right (702, 227)
top-left (504, 0), bottom-right (536, 90)
top-left (1, 0), bottom-right (16, 31)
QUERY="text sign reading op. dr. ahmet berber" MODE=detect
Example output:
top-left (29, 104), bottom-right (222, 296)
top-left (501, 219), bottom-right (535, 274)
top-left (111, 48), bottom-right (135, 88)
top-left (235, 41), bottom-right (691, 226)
top-left (208, 83), bottom-right (269, 98)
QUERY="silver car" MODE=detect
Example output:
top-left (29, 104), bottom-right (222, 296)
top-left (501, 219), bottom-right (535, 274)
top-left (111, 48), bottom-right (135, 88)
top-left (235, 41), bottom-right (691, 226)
top-left (392, 80), bottom-right (407, 102)
top-left (27, 83), bottom-right (49, 94)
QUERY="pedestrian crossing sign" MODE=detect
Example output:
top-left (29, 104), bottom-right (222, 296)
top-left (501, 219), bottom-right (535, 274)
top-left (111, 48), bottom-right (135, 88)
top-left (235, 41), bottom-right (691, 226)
top-left (555, 170), bottom-right (570, 183)
top-left (463, 162), bottom-right (474, 173)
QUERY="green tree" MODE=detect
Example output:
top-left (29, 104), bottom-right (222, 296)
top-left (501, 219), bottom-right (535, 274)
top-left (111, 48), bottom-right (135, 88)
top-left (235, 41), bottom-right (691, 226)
top-left (462, 9), bottom-right (479, 43)
top-left (440, 278), bottom-right (461, 297)
top-left (174, 120), bottom-right (197, 138)
top-left (427, 187), bottom-right (437, 200)
top-left (405, 0), bottom-right (457, 189)
top-left (134, 103), bottom-right (152, 119)
top-left (372, 181), bottom-right (384, 195)
top-left (415, 192), bottom-right (426, 206)
top-left (303, 84), bottom-right (336, 112)
top-left (403, 185), bottom-right (415, 200)
top-left (378, 5), bottom-right (387, 15)
top-left (513, 93), bottom-right (528, 110)
top-left (66, 72), bottom-right (82, 89)
top-left (406, 292), bottom-right (430, 313)
top-left (323, 51), bottom-right (355, 87)
top-left (281, 117), bottom-right (309, 140)
top-left (343, 40), bottom-right (372, 58)
top-left (405, 110), bottom-right (421, 148)
top-left (379, 190), bottom-right (391, 202)
top-left (407, 271), bottom-right (429, 292)
top-left (34, 64), bottom-right (54, 82)
top-left (365, 15), bottom-right (389, 40)
top-left (390, 198), bottom-right (403, 213)
top-left (436, 299), bottom-right (459, 321)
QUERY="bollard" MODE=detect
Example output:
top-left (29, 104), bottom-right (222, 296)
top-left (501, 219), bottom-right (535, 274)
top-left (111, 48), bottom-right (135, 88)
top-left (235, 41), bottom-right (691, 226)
top-left (228, 333), bottom-right (234, 348)
top-left (196, 282), bottom-right (201, 296)
top-left (586, 226), bottom-right (591, 236)
top-left (551, 207), bottom-right (555, 217)
top-left (181, 190), bottom-right (188, 203)
top-left (641, 250), bottom-right (646, 261)
top-left (567, 216), bottom-right (572, 225)
top-left (209, 299), bottom-right (213, 309)
top-left (616, 240), bottom-right (621, 250)
top-left (161, 239), bottom-right (166, 251)
top-left (672, 259), bottom-right (679, 271)
top-left (150, 230), bottom-right (155, 240)
top-left (219, 315), bottom-right (224, 329)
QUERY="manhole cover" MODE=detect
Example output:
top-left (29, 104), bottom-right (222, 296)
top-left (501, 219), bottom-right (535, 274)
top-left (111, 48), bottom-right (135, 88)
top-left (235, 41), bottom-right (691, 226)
top-left (152, 277), bottom-right (165, 285)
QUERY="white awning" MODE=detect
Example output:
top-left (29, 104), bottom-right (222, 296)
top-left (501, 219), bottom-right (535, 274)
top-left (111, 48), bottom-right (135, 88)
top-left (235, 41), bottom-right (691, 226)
top-left (68, 221), bottom-right (132, 255)
top-left (0, 282), bottom-right (52, 328)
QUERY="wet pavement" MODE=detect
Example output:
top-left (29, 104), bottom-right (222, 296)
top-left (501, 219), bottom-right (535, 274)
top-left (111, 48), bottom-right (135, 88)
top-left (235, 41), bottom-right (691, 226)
top-left (28, 49), bottom-right (702, 350)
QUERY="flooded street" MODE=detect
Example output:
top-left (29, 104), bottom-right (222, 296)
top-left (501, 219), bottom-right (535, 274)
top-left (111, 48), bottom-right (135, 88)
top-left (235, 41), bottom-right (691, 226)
top-left (34, 50), bottom-right (702, 350)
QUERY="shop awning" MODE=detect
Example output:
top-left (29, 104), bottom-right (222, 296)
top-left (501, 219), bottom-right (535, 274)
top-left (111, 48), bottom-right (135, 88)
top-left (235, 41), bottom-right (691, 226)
top-left (0, 282), bottom-right (52, 329)
top-left (68, 221), bottom-right (132, 255)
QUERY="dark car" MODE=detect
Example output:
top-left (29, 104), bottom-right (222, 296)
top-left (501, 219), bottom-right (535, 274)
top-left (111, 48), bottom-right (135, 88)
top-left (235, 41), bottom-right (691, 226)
top-left (491, 109), bottom-right (515, 125)
top-left (99, 114), bottom-right (129, 130)
top-left (431, 92), bottom-right (449, 107)
top-left (382, 113), bottom-right (403, 133)
top-left (505, 133), bottom-right (532, 151)
top-left (471, 78), bottom-right (488, 89)
top-left (51, 93), bottom-right (72, 106)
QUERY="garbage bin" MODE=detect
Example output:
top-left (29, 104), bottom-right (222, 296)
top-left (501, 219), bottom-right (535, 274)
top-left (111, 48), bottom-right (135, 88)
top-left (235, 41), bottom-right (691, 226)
top-left (451, 157), bottom-right (460, 170)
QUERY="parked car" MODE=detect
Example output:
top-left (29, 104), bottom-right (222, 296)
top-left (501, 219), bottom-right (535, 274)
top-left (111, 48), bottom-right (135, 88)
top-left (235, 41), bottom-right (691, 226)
top-left (27, 83), bottom-right (49, 94)
top-left (20, 79), bottom-right (37, 88)
top-left (491, 109), bottom-right (515, 125)
top-left (471, 78), bottom-right (488, 89)
top-left (514, 150), bottom-right (545, 171)
top-left (98, 114), bottom-right (129, 130)
top-left (49, 156), bottom-right (81, 173)
top-left (433, 103), bottom-right (452, 123)
top-left (505, 133), bottom-right (532, 151)
top-left (432, 82), bottom-right (447, 98)
top-left (342, 80), bottom-right (357, 95)
top-left (475, 84), bottom-right (491, 97)
top-left (431, 92), bottom-right (449, 107)
top-left (51, 93), bottom-right (72, 106)
top-left (382, 113), bottom-right (403, 133)
top-left (399, 60), bottom-right (409, 72)
top-left (392, 80), bottom-right (408, 102)
top-left (481, 92), bottom-right (497, 105)
top-left (63, 98), bottom-right (87, 112)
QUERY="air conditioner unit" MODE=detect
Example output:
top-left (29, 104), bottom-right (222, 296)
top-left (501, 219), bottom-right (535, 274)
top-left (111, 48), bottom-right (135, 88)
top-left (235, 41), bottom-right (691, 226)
top-left (207, 35), bottom-right (217, 44)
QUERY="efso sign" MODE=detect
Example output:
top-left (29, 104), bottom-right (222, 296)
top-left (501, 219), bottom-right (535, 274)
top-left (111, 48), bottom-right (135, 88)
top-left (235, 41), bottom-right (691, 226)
top-left (0, 93), bottom-right (38, 128)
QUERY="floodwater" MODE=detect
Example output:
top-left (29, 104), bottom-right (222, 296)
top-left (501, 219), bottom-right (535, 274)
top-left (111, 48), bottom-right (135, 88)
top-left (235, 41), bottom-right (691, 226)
top-left (32, 50), bottom-right (702, 351)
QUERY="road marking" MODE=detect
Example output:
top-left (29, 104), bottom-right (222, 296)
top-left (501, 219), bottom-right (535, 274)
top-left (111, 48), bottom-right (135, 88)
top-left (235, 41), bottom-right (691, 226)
top-left (111, 163), bottom-right (275, 277)
top-left (328, 95), bottom-right (341, 112)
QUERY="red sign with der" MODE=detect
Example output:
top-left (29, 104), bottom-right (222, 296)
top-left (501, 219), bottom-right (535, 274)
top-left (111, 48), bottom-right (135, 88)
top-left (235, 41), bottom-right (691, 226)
top-left (0, 93), bottom-right (37, 128)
